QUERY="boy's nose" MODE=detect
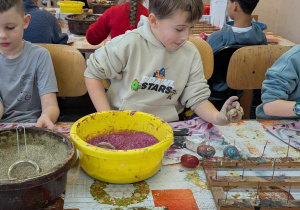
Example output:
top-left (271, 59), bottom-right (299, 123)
top-left (0, 30), bottom-right (7, 39)
top-left (182, 31), bottom-right (190, 41)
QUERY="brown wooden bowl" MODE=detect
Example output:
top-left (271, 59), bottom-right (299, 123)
top-left (91, 1), bottom-right (117, 14)
top-left (65, 14), bottom-right (100, 35)
top-left (0, 127), bottom-right (76, 210)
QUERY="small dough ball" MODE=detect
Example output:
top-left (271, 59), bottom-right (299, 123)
top-left (227, 109), bottom-right (242, 123)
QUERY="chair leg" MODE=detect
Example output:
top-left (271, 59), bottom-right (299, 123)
top-left (249, 89), bottom-right (262, 119)
top-left (240, 90), bottom-right (252, 119)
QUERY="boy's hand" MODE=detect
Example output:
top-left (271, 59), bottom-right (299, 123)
top-left (217, 96), bottom-right (244, 125)
top-left (36, 114), bottom-right (56, 130)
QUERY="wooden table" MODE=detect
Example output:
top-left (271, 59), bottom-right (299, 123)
top-left (264, 31), bottom-right (296, 46)
top-left (69, 30), bottom-right (295, 54)
top-left (59, 20), bottom-right (105, 53)
top-left (68, 35), bottom-right (105, 53)
top-left (1, 119), bottom-right (299, 210)
top-left (51, 5), bottom-right (296, 53)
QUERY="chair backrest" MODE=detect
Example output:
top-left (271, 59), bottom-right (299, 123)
top-left (206, 45), bottom-right (246, 111)
top-left (227, 45), bottom-right (292, 89)
top-left (36, 44), bottom-right (87, 97)
top-left (227, 45), bottom-right (292, 118)
top-left (188, 36), bottom-right (213, 80)
top-left (208, 45), bottom-right (246, 91)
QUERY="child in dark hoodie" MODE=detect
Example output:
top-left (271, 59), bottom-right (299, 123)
top-left (207, 0), bottom-right (267, 53)
top-left (23, 0), bottom-right (68, 44)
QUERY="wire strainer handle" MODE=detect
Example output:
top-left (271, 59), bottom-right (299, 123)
top-left (7, 158), bottom-right (40, 179)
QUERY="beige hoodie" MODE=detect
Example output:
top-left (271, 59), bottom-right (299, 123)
top-left (85, 15), bottom-right (210, 122)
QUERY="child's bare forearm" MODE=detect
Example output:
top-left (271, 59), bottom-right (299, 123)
top-left (194, 96), bottom-right (243, 125)
top-left (194, 101), bottom-right (220, 124)
top-left (40, 93), bottom-right (60, 124)
top-left (41, 105), bottom-right (60, 123)
top-left (263, 100), bottom-right (296, 117)
top-left (85, 77), bottom-right (111, 112)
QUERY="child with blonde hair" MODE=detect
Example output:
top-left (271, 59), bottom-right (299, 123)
top-left (86, 0), bottom-right (148, 45)
top-left (85, 0), bottom-right (243, 124)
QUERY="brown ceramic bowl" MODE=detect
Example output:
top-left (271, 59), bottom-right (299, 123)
top-left (91, 1), bottom-right (117, 14)
top-left (65, 14), bottom-right (100, 35)
top-left (0, 127), bottom-right (76, 210)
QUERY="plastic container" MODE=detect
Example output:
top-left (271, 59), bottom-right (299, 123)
top-left (57, 1), bottom-right (85, 14)
top-left (204, 4), bottom-right (210, 15)
top-left (70, 111), bottom-right (173, 184)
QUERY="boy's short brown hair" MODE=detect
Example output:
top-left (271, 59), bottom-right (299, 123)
top-left (149, 0), bottom-right (204, 23)
top-left (0, 0), bottom-right (24, 16)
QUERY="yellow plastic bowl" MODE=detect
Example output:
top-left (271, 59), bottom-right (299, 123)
top-left (70, 111), bottom-right (173, 183)
top-left (57, 1), bottom-right (85, 14)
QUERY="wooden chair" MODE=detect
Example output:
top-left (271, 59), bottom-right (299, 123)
top-left (36, 44), bottom-right (87, 97)
top-left (36, 44), bottom-right (110, 121)
top-left (227, 45), bottom-right (292, 119)
top-left (188, 36), bottom-right (213, 80)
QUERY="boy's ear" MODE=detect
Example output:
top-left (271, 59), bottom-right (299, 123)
top-left (233, 2), bottom-right (238, 11)
top-left (23, 14), bottom-right (31, 29)
top-left (148, 13), bottom-right (158, 28)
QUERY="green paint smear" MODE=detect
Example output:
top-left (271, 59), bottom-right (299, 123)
top-left (186, 171), bottom-right (209, 190)
top-left (90, 180), bottom-right (150, 207)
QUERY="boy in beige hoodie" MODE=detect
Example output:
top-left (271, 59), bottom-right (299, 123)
top-left (84, 0), bottom-right (243, 124)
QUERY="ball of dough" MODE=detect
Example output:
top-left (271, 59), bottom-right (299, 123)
top-left (227, 109), bottom-right (242, 123)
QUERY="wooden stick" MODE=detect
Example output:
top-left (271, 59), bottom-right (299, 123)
top-left (242, 163), bottom-right (245, 179)
top-left (225, 182), bottom-right (229, 202)
top-left (216, 157), bottom-right (218, 179)
top-left (272, 158), bottom-right (276, 179)
top-left (261, 140), bottom-right (268, 158)
top-left (217, 199), bottom-right (300, 208)
top-left (204, 165), bottom-right (300, 187)
top-left (208, 175), bottom-right (300, 187)
top-left (287, 183), bottom-right (292, 203)
top-left (286, 138), bottom-right (291, 159)
top-left (255, 181), bottom-right (260, 203)
top-left (201, 157), bottom-right (300, 167)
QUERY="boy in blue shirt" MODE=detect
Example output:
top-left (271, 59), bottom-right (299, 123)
top-left (0, 0), bottom-right (60, 129)
top-left (256, 45), bottom-right (300, 119)
top-left (207, 0), bottom-right (267, 53)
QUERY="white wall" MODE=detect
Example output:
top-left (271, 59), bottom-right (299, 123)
top-left (253, 0), bottom-right (300, 44)
top-left (204, 0), bottom-right (300, 44)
